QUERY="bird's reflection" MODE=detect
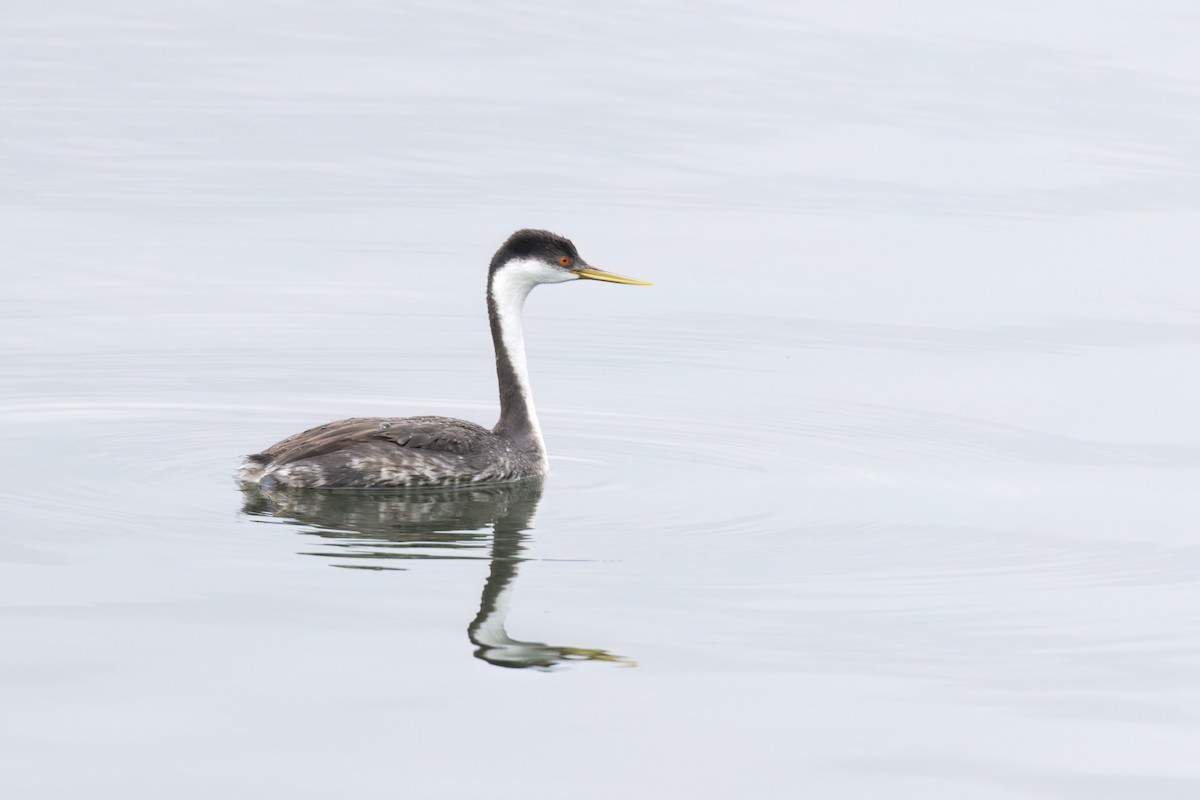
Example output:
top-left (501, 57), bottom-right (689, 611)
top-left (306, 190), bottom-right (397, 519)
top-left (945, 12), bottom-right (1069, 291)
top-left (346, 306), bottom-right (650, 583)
top-left (241, 479), bottom-right (631, 670)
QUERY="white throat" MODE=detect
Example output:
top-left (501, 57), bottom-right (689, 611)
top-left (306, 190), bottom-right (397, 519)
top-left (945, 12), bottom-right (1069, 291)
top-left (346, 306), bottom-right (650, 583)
top-left (489, 259), bottom-right (555, 453)
top-left (471, 581), bottom-right (516, 649)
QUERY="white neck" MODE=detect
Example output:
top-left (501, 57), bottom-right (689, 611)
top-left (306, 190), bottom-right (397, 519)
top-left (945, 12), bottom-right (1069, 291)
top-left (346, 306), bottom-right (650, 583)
top-left (471, 581), bottom-right (516, 649)
top-left (488, 260), bottom-right (546, 453)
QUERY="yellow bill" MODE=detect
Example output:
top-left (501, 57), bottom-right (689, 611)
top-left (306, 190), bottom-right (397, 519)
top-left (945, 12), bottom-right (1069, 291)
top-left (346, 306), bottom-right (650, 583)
top-left (571, 266), bottom-right (653, 286)
top-left (557, 646), bottom-right (638, 666)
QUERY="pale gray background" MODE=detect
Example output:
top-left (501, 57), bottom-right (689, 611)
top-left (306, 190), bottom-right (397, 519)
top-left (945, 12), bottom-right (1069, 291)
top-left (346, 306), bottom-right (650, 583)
top-left (2, 1), bottom-right (1199, 798)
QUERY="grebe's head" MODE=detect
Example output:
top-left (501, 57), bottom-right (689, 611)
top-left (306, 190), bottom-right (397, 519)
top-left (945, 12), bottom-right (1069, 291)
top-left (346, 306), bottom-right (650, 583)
top-left (488, 229), bottom-right (652, 290)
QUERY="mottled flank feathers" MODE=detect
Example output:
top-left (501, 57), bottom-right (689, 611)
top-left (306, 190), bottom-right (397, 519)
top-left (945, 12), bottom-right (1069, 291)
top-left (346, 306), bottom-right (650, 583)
top-left (237, 416), bottom-right (546, 489)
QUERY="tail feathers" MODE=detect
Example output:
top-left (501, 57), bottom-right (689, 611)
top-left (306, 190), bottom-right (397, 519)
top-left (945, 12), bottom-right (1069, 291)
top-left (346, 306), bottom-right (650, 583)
top-left (235, 454), bottom-right (272, 484)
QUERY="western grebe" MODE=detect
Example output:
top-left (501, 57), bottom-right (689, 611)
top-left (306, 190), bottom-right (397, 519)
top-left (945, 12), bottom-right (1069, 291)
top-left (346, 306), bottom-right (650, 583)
top-left (237, 229), bottom-right (651, 488)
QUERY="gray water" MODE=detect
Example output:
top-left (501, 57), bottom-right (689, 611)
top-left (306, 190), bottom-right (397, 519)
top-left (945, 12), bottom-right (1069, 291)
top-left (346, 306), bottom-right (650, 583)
top-left (3, 2), bottom-right (1200, 797)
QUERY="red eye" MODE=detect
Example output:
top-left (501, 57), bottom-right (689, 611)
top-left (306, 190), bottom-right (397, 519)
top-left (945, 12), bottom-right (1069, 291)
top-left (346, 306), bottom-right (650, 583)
top-left (559, 256), bottom-right (572, 266)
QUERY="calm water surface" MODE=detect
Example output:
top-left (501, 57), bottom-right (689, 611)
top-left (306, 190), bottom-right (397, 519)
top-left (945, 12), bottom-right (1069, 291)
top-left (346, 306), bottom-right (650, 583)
top-left (3, 2), bottom-right (1200, 798)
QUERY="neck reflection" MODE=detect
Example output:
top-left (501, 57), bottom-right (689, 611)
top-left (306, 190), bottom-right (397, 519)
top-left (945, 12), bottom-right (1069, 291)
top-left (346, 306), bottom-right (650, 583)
top-left (241, 479), bottom-right (631, 670)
